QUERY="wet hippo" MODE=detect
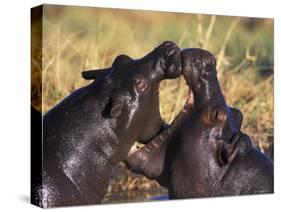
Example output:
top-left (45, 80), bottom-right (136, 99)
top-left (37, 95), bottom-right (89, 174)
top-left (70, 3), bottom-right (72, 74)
top-left (125, 48), bottom-right (273, 199)
top-left (33, 41), bottom-right (182, 207)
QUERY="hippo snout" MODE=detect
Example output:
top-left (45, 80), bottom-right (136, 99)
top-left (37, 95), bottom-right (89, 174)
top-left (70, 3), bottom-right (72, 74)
top-left (158, 41), bottom-right (182, 79)
top-left (181, 48), bottom-right (216, 82)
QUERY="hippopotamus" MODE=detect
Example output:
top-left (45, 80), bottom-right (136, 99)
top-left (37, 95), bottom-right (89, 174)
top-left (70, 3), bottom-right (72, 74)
top-left (33, 41), bottom-right (182, 208)
top-left (125, 48), bottom-right (273, 199)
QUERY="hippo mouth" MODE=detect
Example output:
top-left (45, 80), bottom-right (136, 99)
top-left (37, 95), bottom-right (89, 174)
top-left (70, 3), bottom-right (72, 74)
top-left (136, 86), bottom-right (163, 144)
top-left (154, 43), bottom-right (182, 123)
top-left (137, 43), bottom-right (182, 144)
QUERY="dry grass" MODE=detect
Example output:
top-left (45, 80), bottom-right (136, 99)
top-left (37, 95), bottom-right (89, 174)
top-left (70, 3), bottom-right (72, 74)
top-left (31, 5), bottom-right (274, 203)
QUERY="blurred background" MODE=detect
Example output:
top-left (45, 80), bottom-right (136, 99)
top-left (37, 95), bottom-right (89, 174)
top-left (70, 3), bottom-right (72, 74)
top-left (31, 4), bottom-right (273, 203)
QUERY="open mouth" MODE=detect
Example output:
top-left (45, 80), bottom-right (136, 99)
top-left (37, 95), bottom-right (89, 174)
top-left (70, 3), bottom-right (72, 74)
top-left (137, 82), bottom-right (163, 144)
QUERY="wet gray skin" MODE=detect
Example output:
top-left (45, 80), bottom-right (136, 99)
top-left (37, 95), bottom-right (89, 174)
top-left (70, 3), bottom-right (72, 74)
top-left (34, 41), bottom-right (182, 207)
top-left (125, 48), bottom-right (273, 199)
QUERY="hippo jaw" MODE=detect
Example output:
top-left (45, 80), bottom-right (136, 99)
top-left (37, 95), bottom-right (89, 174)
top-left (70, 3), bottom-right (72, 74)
top-left (82, 41), bottom-right (182, 145)
top-left (136, 41), bottom-right (182, 143)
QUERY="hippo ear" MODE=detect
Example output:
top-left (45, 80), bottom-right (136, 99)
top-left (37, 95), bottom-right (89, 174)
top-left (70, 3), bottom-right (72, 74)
top-left (231, 107), bottom-right (243, 130)
top-left (112, 55), bottom-right (132, 69)
top-left (102, 97), bottom-right (124, 118)
top-left (82, 68), bottom-right (110, 80)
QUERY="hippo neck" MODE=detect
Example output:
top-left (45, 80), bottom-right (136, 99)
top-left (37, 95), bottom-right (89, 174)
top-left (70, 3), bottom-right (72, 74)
top-left (192, 76), bottom-right (225, 108)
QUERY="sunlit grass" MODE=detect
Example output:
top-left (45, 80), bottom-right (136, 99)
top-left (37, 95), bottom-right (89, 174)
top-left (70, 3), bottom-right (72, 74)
top-left (32, 5), bottom-right (274, 202)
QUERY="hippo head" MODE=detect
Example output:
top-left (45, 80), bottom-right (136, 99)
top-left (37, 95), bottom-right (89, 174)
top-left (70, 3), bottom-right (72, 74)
top-left (180, 48), bottom-right (252, 182)
top-left (82, 41), bottom-right (182, 143)
top-left (175, 49), bottom-right (271, 196)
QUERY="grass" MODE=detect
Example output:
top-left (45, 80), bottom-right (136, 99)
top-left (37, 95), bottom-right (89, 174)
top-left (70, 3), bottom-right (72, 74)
top-left (31, 5), bottom-right (274, 203)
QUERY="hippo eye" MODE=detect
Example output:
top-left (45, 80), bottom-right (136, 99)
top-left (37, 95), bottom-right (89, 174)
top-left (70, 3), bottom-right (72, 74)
top-left (211, 108), bottom-right (227, 123)
top-left (134, 74), bottom-right (149, 94)
top-left (213, 109), bottom-right (219, 120)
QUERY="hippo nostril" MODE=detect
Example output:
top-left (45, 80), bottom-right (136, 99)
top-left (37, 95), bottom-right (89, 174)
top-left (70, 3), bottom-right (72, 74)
top-left (160, 48), bottom-right (176, 70)
top-left (163, 48), bottom-right (176, 61)
top-left (159, 43), bottom-right (182, 79)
